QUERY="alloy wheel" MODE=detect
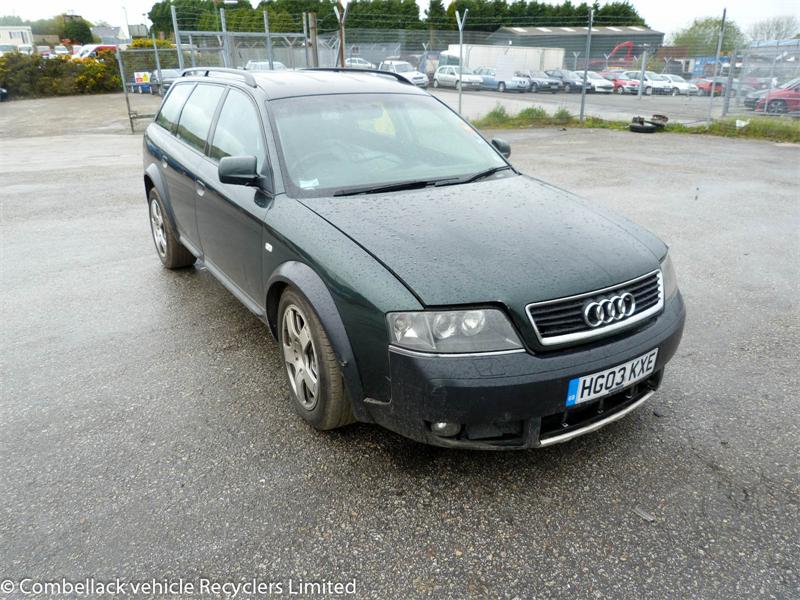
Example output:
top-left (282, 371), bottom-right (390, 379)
top-left (281, 304), bottom-right (319, 410)
top-left (149, 199), bottom-right (167, 258)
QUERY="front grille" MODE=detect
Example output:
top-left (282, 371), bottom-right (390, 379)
top-left (527, 270), bottom-right (663, 347)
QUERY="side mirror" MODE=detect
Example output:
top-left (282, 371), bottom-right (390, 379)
top-left (218, 155), bottom-right (260, 187)
top-left (491, 138), bottom-right (511, 159)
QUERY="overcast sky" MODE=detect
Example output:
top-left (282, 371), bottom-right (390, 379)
top-left (2, 0), bottom-right (799, 36)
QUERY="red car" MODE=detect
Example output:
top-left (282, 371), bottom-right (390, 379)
top-left (755, 80), bottom-right (800, 114)
top-left (692, 79), bottom-right (725, 96)
top-left (602, 71), bottom-right (640, 94)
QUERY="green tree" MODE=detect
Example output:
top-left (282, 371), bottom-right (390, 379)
top-left (670, 17), bottom-right (747, 55)
top-left (63, 19), bottom-right (94, 44)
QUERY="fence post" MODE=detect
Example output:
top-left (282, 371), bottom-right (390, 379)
top-left (722, 47), bottom-right (736, 116)
top-left (302, 13), bottom-right (310, 67)
top-left (334, 2), bottom-right (347, 67)
top-left (263, 11), bottom-right (274, 70)
top-left (187, 33), bottom-right (196, 67)
top-left (637, 47), bottom-right (648, 98)
top-left (706, 7), bottom-right (726, 125)
top-left (456, 9), bottom-right (468, 115)
top-left (170, 5), bottom-right (184, 70)
top-left (308, 13), bottom-right (319, 67)
top-left (115, 47), bottom-right (134, 133)
top-left (579, 9), bottom-right (593, 123)
top-left (764, 40), bottom-right (779, 113)
top-left (152, 33), bottom-right (163, 97)
top-left (220, 8), bottom-right (230, 68)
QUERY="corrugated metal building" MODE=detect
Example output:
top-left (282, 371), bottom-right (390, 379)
top-left (488, 26), bottom-right (665, 69)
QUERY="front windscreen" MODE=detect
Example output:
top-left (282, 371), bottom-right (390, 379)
top-left (270, 93), bottom-right (507, 197)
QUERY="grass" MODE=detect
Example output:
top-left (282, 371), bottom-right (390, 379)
top-left (472, 104), bottom-right (800, 143)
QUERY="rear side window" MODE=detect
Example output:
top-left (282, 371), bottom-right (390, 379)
top-left (155, 84), bottom-right (193, 132)
top-left (209, 89), bottom-right (266, 171)
top-left (176, 84), bottom-right (224, 153)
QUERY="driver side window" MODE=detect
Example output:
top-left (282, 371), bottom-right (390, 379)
top-left (209, 89), bottom-right (266, 172)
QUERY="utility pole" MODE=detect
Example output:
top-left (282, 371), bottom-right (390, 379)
top-left (308, 12), bottom-right (319, 67)
top-left (263, 11), bottom-right (274, 70)
top-left (170, 5), bottom-right (184, 70)
top-left (706, 7), bottom-right (726, 125)
top-left (152, 33), bottom-right (163, 96)
top-left (455, 9), bottom-right (468, 115)
top-left (579, 9), bottom-right (593, 123)
top-left (334, 2), bottom-right (347, 67)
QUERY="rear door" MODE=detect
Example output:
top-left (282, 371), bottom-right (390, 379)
top-left (169, 83), bottom-right (226, 249)
top-left (195, 87), bottom-right (270, 305)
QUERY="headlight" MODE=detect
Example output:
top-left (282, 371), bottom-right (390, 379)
top-left (661, 253), bottom-right (679, 299)
top-left (387, 309), bottom-right (523, 354)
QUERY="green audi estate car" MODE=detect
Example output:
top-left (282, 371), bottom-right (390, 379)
top-left (143, 68), bottom-right (685, 449)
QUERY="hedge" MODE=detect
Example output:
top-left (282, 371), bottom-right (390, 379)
top-left (0, 51), bottom-right (121, 99)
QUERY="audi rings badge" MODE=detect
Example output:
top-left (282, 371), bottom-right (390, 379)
top-left (583, 293), bottom-right (636, 328)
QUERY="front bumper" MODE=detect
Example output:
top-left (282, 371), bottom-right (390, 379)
top-left (365, 293), bottom-right (685, 449)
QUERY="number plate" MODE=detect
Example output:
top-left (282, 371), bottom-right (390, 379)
top-left (566, 349), bottom-right (659, 407)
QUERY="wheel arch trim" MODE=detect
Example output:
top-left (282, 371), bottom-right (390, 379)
top-left (266, 261), bottom-right (366, 417)
top-left (144, 163), bottom-right (178, 232)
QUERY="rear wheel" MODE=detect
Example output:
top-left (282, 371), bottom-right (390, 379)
top-left (433, 78), bottom-right (439, 88)
top-left (767, 99), bottom-right (787, 114)
top-left (147, 188), bottom-right (195, 269)
top-left (645, 86), bottom-right (653, 96)
top-left (498, 81), bottom-right (506, 93)
top-left (278, 289), bottom-right (354, 430)
top-left (455, 80), bottom-right (462, 91)
top-left (615, 86), bottom-right (624, 94)
top-left (671, 87), bottom-right (679, 96)
top-left (530, 82), bottom-right (538, 93)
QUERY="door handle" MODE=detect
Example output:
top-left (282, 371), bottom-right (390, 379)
top-left (195, 180), bottom-right (206, 197)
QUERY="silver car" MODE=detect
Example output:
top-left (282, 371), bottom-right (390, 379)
top-left (433, 66), bottom-right (483, 90)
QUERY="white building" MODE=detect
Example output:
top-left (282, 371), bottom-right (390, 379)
top-left (0, 25), bottom-right (34, 46)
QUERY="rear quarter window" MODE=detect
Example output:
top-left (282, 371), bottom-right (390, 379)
top-left (155, 83), bottom-right (194, 133)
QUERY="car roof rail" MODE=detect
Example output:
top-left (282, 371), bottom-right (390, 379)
top-left (180, 67), bottom-right (257, 88)
top-left (301, 67), bottom-right (413, 86)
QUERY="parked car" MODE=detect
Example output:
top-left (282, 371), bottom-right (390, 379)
top-left (578, 71), bottom-right (614, 93)
top-left (52, 45), bottom-right (70, 58)
top-left (432, 65), bottom-right (483, 90)
top-left (17, 44), bottom-right (34, 55)
top-left (244, 60), bottom-right (287, 71)
top-left (662, 74), bottom-right (699, 96)
top-left (344, 57), bottom-right (374, 69)
top-left (378, 60), bottom-right (428, 87)
top-left (142, 68), bottom-right (684, 449)
top-left (515, 70), bottom-right (560, 93)
top-left (745, 77), bottom-right (800, 110)
top-left (36, 45), bottom-right (51, 58)
top-left (72, 44), bottom-right (116, 59)
top-left (0, 87), bottom-right (7, 101)
top-left (473, 66), bottom-right (528, 92)
top-left (149, 69), bottom-right (182, 94)
top-left (621, 71), bottom-right (671, 95)
top-left (755, 79), bottom-right (800, 114)
top-left (601, 71), bottom-right (640, 94)
top-left (545, 69), bottom-right (584, 93)
top-left (0, 44), bottom-right (16, 57)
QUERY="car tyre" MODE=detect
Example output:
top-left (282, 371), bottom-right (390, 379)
top-left (456, 80), bottom-right (462, 91)
top-left (615, 86), bottom-right (624, 94)
top-left (278, 288), bottom-right (355, 430)
top-left (498, 81), bottom-right (506, 93)
top-left (629, 122), bottom-right (657, 133)
top-left (767, 99), bottom-right (787, 114)
top-left (671, 87), bottom-right (679, 96)
top-left (147, 188), bottom-right (195, 269)
top-left (530, 82), bottom-right (538, 93)
top-left (433, 78), bottom-right (439, 88)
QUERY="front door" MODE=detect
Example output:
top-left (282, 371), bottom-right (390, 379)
top-left (196, 87), bottom-right (270, 306)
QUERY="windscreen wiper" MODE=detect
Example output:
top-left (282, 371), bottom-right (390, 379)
top-left (333, 177), bottom-right (455, 197)
top-left (436, 165), bottom-right (513, 187)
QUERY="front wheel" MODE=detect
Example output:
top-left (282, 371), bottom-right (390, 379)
top-left (455, 80), bottom-right (462, 91)
top-left (767, 99), bottom-right (787, 114)
top-left (147, 188), bottom-right (195, 269)
top-left (497, 82), bottom-right (506, 93)
top-left (530, 82), bottom-right (538, 93)
top-left (433, 78), bottom-right (439, 88)
top-left (278, 289), bottom-right (354, 430)
top-left (671, 87), bottom-right (679, 96)
top-left (645, 86), bottom-right (653, 96)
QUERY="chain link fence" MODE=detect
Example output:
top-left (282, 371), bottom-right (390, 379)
top-left (116, 7), bottom-right (800, 133)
